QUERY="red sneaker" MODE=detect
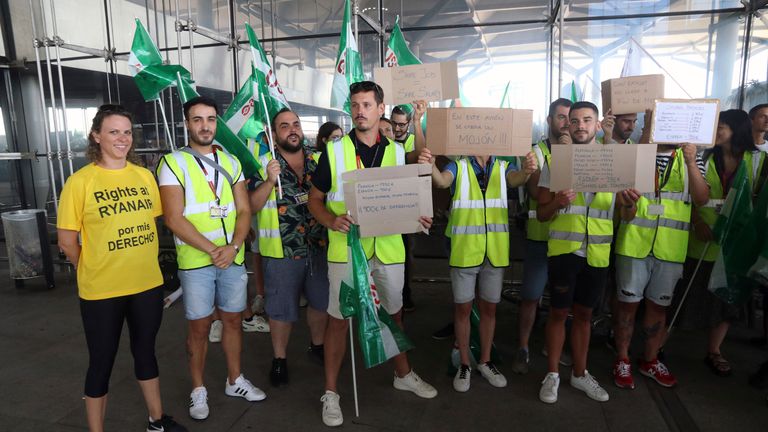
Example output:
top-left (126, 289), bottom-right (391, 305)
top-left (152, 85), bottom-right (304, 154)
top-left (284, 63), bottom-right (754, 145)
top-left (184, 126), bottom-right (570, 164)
top-left (612, 358), bottom-right (635, 389)
top-left (639, 359), bottom-right (677, 387)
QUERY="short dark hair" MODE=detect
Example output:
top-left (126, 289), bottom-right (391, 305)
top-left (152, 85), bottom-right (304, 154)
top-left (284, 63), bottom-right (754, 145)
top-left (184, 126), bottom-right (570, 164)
top-left (183, 96), bottom-right (219, 120)
top-left (548, 98), bottom-right (572, 119)
top-left (349, 81), bottom-right (384, 104)
top-left (390, 105), bottom-right (411, 121)
top-left (270, 107), bottom-right (294, 132)
top-left (569, 101), bottom-right (599, 117)
top-left (379, 116), bottom-right (393, 127)
top-left (316, 121), bottom-right (343, 152)
top-left (749, 103), bottom-right (768, 119)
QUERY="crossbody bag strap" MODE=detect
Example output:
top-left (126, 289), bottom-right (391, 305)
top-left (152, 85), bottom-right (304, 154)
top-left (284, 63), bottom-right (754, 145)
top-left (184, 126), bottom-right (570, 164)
top-left (180, 147), bottom-right (235, 186)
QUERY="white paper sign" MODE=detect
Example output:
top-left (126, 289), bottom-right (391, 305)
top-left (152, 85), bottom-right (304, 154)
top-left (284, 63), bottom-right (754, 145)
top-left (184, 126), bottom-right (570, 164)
top-left (651, 98), bottom-right (720, 146)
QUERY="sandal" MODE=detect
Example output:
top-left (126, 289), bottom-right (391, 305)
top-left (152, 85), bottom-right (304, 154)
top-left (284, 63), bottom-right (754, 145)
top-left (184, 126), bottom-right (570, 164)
top-left (705, 352), bottom-right (732, 377)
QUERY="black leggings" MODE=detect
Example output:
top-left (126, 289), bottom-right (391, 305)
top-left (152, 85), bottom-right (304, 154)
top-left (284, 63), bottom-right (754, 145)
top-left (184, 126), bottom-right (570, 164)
top-left (80, 286), bottom-right (163, 398)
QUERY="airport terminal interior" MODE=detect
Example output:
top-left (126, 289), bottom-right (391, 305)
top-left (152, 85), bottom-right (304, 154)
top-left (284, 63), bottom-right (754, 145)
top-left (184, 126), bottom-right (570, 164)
top-left (1, 0), bottom-right (768, 431)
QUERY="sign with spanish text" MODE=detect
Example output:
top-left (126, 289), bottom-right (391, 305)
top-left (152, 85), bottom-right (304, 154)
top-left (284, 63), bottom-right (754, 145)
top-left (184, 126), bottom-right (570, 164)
top-left (650, 98), bottom-right (719, 146)
top-left (601, 74), bottom-right (665, 115)
top-left (425, 107), bottom-right (532, 156)
top-left (550, 143), bottom-right (657, 192)
top-left (373, 61), bottom-right (460, 105)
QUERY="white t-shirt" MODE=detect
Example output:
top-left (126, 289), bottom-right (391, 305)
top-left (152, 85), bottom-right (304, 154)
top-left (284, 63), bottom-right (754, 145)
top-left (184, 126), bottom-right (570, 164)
top-left (757, 140), bottom-right (768, 153)
top-left (158, 151), bottom-right (243, 187)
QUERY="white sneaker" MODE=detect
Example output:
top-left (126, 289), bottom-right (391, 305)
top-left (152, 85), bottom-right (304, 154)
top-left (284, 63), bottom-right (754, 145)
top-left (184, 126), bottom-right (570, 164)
top-left (453, 364), bottom-right (471, 392)
top-left (477, 361), bottom-right (507, 388)
top-left (224, 374), bottom-right (266, 402)
top-left (570, 370), bottom-right (609, 402)
top-left (252, 294), bottom-right (265, 315)
top-left (539, 372), bottom-right (560, 404)
top-left (393, 370), bottom-right (438, 399)
top-left (208, 320), bottom-right (223, 343)
top-left (320, 390), bottom-right (343, 427)
top-left (189, 386), bottom-right (209, 420)
top-left (242, 315), bottom-right (270, 333)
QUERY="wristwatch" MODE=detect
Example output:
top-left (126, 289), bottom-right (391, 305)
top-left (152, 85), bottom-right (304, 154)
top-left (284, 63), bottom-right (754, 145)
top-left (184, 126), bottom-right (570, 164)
top-left (231, 243), bottom-right (240, 252)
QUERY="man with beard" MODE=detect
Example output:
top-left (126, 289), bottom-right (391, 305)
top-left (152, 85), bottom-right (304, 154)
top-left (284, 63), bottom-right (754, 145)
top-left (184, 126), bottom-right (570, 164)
top-left (309, 81), bottom-right (437, 427)
top-left (157, 96), bottom-right (265, 420)
top-left (391, 105), bottom-right (415, 152)
top-left (601, 109), bottom-right (638, 144)
top-left (511, 98), bottom-right (572, 375)
top-left (535, 101), bottom-right (636, 404)
top-left (248, 108), bottom-right (329, 387)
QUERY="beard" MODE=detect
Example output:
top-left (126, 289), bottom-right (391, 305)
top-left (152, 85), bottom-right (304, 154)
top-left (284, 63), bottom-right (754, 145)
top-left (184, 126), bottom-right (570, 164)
top-left (277, 133), bottom-right (304, 153)
top-left (189, 129), bottom-right (214, 146)
top-left (572, 130), bottom-right (595, 144)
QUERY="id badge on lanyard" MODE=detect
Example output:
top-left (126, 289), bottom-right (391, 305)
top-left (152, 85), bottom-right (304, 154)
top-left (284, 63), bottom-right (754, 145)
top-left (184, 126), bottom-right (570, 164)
top-left (195, 153), bottom-right (228, 219)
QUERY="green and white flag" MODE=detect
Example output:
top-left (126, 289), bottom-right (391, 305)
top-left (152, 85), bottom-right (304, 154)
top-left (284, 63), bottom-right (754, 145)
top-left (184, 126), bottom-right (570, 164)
top-left (331, 0), bottom-right (364, 114)
top-left (708, 161), bottom-right (760, 304)
top-left (173, 73), bottom-right (262, 177)
top-left (128, 19), bottom-right (189, 101)
top-left (385, 16), bottom-right (420, 67)
top-left (245, 23), bottom-right (291, 119)
top-left (339, 225), bottom-right (414, 368)
top-left (222, 63), bottom-right (264, 142)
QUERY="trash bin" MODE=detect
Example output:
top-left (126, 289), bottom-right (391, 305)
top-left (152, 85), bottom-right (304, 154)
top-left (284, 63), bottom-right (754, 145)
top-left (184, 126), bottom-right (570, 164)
top-left (2, 209), bottom-right (55, 289)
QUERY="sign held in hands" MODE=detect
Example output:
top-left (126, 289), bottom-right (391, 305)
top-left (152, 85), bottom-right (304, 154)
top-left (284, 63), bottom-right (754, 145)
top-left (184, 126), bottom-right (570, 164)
top-left (425, 107), bottom-right (533, 156)
top-left (342, 164), bottom-right (433, 238)
top-left (373, 61), bottom-right (460, 105)
top-left (601, 74), bottom-right (665, 115)
top-left (549, 143), bottom-right (657, 192)
top-left (650, 98), bottom-right (719, 146)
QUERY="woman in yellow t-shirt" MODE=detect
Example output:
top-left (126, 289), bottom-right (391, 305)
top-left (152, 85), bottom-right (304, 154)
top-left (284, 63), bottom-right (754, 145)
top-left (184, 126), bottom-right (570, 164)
top-left (57, 105), bottom-right (186, 432)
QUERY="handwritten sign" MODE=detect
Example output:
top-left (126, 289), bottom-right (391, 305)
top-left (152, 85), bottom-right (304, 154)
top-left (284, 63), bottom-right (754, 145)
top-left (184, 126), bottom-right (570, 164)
top-left (550, 143), bottom-right (656, 192)
top-left (374, 61), bottom-right (460, 105)
top-left (425, 107), bottom-right (532, 156)
top-left (651, 98), bottom-right (719, 146)
top-left (342, 164), bottom-right (433, 237)
top-left (601, 74), bottom-right (665, 115)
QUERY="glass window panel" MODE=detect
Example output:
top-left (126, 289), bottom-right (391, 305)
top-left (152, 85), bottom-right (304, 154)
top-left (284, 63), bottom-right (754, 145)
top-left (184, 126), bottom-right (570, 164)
top-left (567, 0), bottom-right (744, 19)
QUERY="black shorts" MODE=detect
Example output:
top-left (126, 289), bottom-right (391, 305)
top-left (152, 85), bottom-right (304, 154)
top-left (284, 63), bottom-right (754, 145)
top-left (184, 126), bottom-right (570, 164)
top-left (547, 253), bottom-right (608, 309)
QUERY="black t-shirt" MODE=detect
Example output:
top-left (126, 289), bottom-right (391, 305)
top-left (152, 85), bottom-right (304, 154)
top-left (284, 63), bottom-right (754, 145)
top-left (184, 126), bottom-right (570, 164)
top-left (312, 129), bottom-right (390, 193)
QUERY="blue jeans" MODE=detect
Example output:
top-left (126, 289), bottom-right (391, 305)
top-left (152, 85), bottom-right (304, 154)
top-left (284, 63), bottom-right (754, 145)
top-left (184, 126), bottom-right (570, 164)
top-left (178, 264), bottom-right (247, 320)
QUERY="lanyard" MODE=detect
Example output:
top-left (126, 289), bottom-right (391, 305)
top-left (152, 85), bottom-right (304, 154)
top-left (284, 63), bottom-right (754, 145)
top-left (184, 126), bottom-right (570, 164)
top-left (193, 152), bottom-right (220, 204)
top-left (655, 150), bottom-right (676, 200)
top-left (353, 136), bottom-right (381, 169)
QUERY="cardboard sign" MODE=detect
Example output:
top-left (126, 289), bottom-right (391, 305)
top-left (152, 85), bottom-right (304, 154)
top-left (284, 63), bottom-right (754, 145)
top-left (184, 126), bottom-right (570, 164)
top-left (373, 61), bottom-right (460, 105)
top-left (342, 164), bottom-right (433, 238)
top-left (425, 107), bottom-right (532, 156)
top-left (549, 143), bottom-right (657, 192)
top-left (650, 98), bottom-right (720, 146)
top-left (601, 74), bottom-right (665, 115)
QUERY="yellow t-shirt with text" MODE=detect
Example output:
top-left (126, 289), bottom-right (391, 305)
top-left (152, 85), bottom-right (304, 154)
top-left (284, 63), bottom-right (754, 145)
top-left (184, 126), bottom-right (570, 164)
top-left (57, 163), bottom-right (163, 300)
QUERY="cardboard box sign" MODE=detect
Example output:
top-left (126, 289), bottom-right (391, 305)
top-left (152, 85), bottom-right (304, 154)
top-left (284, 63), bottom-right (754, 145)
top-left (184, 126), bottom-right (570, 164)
top-left (342, 164), bottom-right (433, 238)
top-left (425, 107), bottom-right (533, 156)
top-left (373, 61), bottom-right (460, 105)
top-left (549, 143), bottom-right (657, 193)
top-left (650, 98), bottom-right (720, 147)
top-left (601, 74), bottom-right (665, 115)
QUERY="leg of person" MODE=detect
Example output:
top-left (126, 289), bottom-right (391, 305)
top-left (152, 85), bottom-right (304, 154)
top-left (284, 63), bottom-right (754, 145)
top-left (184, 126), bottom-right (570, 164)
top-left (612, 255), bottom-right (652, 389)
top-left (569, 263), bottom-right (609, 402)
top-left (449, 264), bottom-right (478, 392)
top-left (476, 261), bottom-right (506, 388)
top-left (125, 287), bottom-right (164, 421)
top-left (305, 248), bottom-right (330, 363)
top-left (514, 240), bottom-right (549, 374)
top-left (262, 256), bottom-right (304, 386)
top-left (540, 254), bottom-right (581, 404)
top-left (638, 257), bottom-right (681, 387)
top-left (402, 234), bottom-right (415, 312)
top-left (80, 295), bottom-right (127, 432)
top-left (373, 257), bottom-right (437, 399)
top-left (322, 262), bottom-right (349, 427)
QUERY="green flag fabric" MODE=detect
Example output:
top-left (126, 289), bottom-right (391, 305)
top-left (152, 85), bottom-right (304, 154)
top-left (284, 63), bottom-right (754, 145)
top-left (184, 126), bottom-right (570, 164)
top-left (339, 225), bottom-right (414, 368)
top-left (708, 161), bottom-right (760, 304)
top-left (173, 74), bottom-right (261, 178)
top-left (245, 23), bottom-right (291, 122)
top-left (128, 19), bottom-right (190, 101)
top-left (749, 180), bottom-right (768, 285)
top-left (569, 80), bottom-right (579, 103)
top-left (331, 0), bottom-right (364, 114)
top-left (222, 63), bottom-right (264, 142)
top-left (385, 16), bottom-right (420, 67)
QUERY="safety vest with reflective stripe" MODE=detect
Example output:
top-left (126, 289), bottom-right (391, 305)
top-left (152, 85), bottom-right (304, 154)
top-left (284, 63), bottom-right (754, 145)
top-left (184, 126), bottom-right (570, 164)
top-left (687, 151), bottom-right (764, 262)
top-left (547, 192), bottom-right (616, 267)
top-left (159, 149), bottom-right (245, 269)
top-left (616, 148), bottom-right (692, 263)
top-left (448, 158), bottom-right (509, 267)
top-left (397, 134), bottom-right (415, 153)
top-left (325, 135), bottom-right (406, 263)
top-left (527, 140), bottom-right (551, 241)
top-left (597, 137), bottom-right (634, 144)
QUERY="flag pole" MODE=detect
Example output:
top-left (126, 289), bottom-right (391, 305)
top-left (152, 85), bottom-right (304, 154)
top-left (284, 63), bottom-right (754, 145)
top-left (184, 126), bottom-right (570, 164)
top-left (664, 242), bottom-right (710, 345)
top-left (260, 96), bottom-right (283, 199)
top-left (348, 316), bottom-right (360, 418)
top-left (156, 98), bottom-right (176, 151)
top-left (176, 72), bottom-right (189, 146)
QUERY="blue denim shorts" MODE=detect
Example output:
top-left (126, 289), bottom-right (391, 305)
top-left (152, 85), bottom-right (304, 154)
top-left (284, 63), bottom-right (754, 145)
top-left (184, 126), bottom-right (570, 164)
top-left (178, 264), bottom-right (248, 320)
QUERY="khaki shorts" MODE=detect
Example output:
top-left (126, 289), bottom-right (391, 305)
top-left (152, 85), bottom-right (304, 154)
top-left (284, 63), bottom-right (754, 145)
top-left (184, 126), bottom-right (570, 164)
top-left (450, 259), bottom-right (505, 304)
top-left (327, 257), bottom-right (404, 319)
